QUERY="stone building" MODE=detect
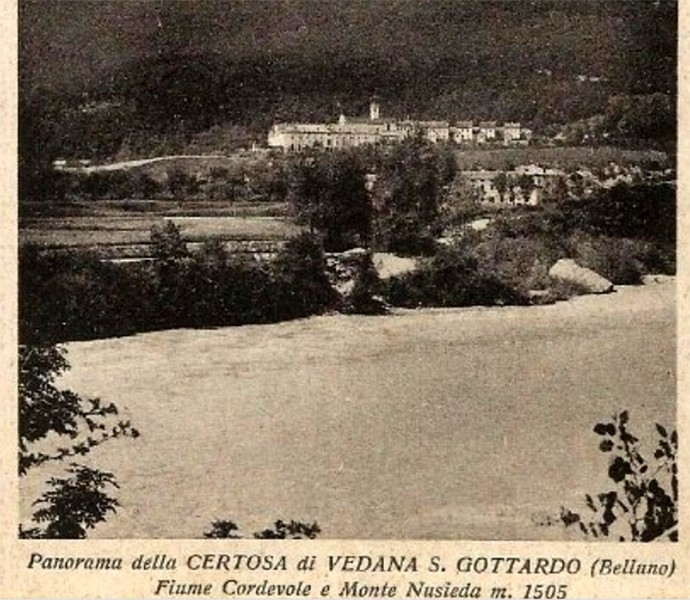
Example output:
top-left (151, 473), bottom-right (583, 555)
top-left (268, 99), bottom-right (531, 151)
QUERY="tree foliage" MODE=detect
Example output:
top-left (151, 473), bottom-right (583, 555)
top-left (560, 411), bottom-right (677, 542)
top-left (204, 519), bottom-right (321, 540)
top-left (19, 345), bottom-right (139, 538)
top-left (19, 345), bottom-right (139, 476)
top-left (287, 151), bottom-right (372, 251)
top-left (374, 137), bottom-right (456, 254)
top-left (384, 241), bottom-right (527, 308)
top-left (20, 465), bottom-right (120, 539)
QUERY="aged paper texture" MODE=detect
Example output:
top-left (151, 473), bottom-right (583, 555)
top-left (1, 0), bottom-right (689, 598)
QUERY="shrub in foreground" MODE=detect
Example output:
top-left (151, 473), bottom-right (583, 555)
top-left (204, 519), bottom-right (320, 539)
top-left (564, 233), bottom-right (644, 285)
top-left (560, 411), bottom-right (677, 542)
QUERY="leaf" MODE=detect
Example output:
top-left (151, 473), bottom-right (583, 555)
top-left (599, 439), bottom-right (614, 452)
top-left (609, 456), bottom-right (631, 483)
top-left (594, 423), bottom-right (609, 436)
top-left (655, 424), bottom-right (668, 438)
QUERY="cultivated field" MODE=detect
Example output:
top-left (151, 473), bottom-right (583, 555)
top-left (20, 204), bottom-right (300, 258)
top-left (20, 279), bottom-right (676, 540)
top-left (454, 146), bottom-right (669, 170)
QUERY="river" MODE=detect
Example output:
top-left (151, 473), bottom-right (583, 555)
top-left (20, 279), bottom-right (676, 540)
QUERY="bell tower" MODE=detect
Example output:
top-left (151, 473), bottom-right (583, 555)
top-left (369, 96), bottom-right (380, 121)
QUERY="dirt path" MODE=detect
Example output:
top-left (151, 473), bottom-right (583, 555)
top-left (20, 280), bottom-right (676, 540)
top-left (57, 154), bottom-right (229, 173)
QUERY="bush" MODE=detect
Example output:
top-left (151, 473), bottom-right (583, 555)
top-left (270, 233), bottom-right (339, 320)
top-left (346, 252), bottom-right (386, 315)
top-left (19, 247), bottom-right (159, 343)
top-left (474, 233), bottom-right (565, 294)
top-left (545, 183), bottom-right (676, 245)
top-left (384, 242), bottom-right (527, 308)
top-left (204, 519), bottom-right (320, 539)
top-left (20, 465), bottom-right (120, 539)
top-left (564, 233), bottom-right (644, 285)
top-left (20, 227), bottom-right (341, 343)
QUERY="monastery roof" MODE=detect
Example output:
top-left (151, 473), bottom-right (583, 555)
top-left (454, 121), bottom-right (474, 128)
top-left (342, 116), bottom-right (397, 125)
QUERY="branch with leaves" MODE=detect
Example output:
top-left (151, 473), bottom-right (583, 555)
top-left (560, 411), bottom-right (677, 542)
top-left (19, 345), bottom-right (139, 538)
top-left (204, 519), bottom-right (321, 539)
top-left (19, 345), bottom-right (139, 475)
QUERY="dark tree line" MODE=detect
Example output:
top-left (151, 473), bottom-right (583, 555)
top-left (20, 227), bottom-right (338, 345)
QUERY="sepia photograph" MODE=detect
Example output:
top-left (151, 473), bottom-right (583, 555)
top-left (16, 0), bottom-right (677, 546)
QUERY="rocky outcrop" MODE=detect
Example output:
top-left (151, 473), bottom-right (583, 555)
top-left (549, 259), bottom-right (614, 294)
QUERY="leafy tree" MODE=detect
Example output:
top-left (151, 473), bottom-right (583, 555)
top-left (19, 345), bottom-right (139, 538)
top-left (270, 233), bottom-right (339, 319)
top-left (544, 175), bottom-right (569, 204)
top-left (516, 174), bottom-right (536, 199)
top-left (346, 251), bottom-right (386, 315)
top-left (374, 136), bottom-right (455, 254)
top-left (560, 411), bottom-right (677, 542)
top-left (493, 172), bottom-right (508, 199)
top-left (19, 346), bottom-right (139, 475)
top-left (165, 166), bottom-right (199, 200)
top-left (150, 221), bottom-right (189, 262)
top-left (20, 465), bottom-right (119, 539)
top-left (287, 150), bottom-right (372, 251)
top-left (439, 174), bottom-right (483, 229)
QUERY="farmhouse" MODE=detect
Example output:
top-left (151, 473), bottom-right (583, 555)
top-left (268, 99), bottom-right (531, 151)
top-left (463, 165), bottom-right (565, 206)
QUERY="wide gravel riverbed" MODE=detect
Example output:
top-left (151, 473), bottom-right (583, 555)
top-left (21, 279), bottom-right (676, 540)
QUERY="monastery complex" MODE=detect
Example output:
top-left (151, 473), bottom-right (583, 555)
top-left (268, 99), bottom-right (532, 152)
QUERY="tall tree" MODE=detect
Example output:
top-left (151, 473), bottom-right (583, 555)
top-left (287, 150), bottom-right (372, 251)
top-left (373, 136), bottom-right (456, 254)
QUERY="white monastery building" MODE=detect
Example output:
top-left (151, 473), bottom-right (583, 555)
top-left (268, 99), bottom-right (531, 152)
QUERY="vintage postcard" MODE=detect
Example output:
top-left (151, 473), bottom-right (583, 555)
top-left (1, 0), bottom-right (688, 598)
